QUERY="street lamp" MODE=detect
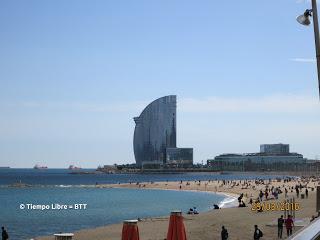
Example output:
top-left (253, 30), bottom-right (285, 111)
top-left (297, 0), bottom-right (320, 98)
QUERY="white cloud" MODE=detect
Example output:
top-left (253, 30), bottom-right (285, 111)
top-left (296, 0), bottom-right (311, 3)
top-left (2, 94), bottom-right (319, 115)
top-left (290, 58), bottom-right (316, 63)
top-left (1, 101), bottom-right (148, 113)
top-left (70, 101), bottom-right (148, 113)
top-left (179, 94), bottom-right (319, 114)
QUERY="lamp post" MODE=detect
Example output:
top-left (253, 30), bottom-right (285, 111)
top-left (297, 0), bottom-right (320, 98)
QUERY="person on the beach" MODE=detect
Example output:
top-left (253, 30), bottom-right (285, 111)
top-left (285, 215), bottom-right (294, 237)
top-left (277, 215), bottom-right (284, 239)
top-left (221, 226), bottom-right (228, 240)
top-left (239, 201), bottom-right (246, 207)
top-left (265, 190), bottom-right (268, 200)
top-left (305, 188), bottom-right (309, 198)
top-left (259, 191), bottom-right (263, 202)
top-left (1, 227), bottom-right (8, 240)
top-left (285, 188), bottom-right (288, 198)
top-left (253, 225), bottom-right (263, 240)
top-left (237, 193), bottom-right (244, 204)
top-left (193, 207), bottom-right (198, 214)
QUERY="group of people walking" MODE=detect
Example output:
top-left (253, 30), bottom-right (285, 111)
top-left (220, 214), bottom-right (294, 240)
top-left (277, 215), bottom-right (294, 238)
top-left (220, 225), bottom-right (263, 240)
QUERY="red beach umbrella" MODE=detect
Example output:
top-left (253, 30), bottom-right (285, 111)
top-left (166, 210), bottom-right (187, 240)
top-left (121, 219), bottom-right (140, 240)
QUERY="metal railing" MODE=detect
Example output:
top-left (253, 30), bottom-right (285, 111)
top-left (289, 218), bottom-right (320, 240)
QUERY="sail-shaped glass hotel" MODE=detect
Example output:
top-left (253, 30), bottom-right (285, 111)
top-left (133, 95), bottom-right (193, 167)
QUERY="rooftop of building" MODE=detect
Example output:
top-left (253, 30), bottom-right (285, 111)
top-left (213, 152), bottom-right (303, 158)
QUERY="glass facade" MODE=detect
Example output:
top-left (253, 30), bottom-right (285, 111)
top-left (166, 148), bottom-right (193, 166)
top-left (260, 144), bottom-right (290, 154)
top-left (133, 95), bottom-right (177, 166)
top-left (166, 148), bottom-right (193, 162)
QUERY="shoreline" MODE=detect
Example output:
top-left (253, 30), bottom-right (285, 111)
top-left (217, 192), bottom-right (239, 208)
top-left (36, 176), bottom-right (319, 240)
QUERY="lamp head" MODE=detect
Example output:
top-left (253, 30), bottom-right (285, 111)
top-left (297, 9), bottom-right (312, 26)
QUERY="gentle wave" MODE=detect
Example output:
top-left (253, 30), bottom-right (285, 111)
top-left (55, 185), bottom-right (73, 188)
top-left (218, 195), bottom-right (238, 208)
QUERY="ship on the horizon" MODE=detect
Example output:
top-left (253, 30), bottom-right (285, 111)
top-left (68, 165), bottom-right (81, 170)
top-left (33, 164), bottom-right (48, 169)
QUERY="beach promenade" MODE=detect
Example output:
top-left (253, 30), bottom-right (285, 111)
top-left (37, 177), bottom-right (319, 240)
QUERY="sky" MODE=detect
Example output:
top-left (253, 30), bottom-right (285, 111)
top-left (0, 0), bottom-right (320, 168)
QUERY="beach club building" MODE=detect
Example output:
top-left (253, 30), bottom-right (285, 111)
top-left (207, 144), bottom-right (307, 171)
top-left (133, 95), bottom-right (193, 168)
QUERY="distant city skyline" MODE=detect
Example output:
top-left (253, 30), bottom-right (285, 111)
top-left (0, 0), bottom-right (320, 167)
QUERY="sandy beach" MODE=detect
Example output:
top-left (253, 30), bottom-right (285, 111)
top-left (37, 177), bottom-right (319, 240)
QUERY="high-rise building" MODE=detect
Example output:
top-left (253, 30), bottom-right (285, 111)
top-left (133, 95), bottom-right (193, 167)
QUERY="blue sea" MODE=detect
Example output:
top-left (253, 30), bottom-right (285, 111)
top-left (0, 169), bottom-right (289, 240)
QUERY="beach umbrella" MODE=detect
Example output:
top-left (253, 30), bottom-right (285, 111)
top-left (166, 210), bottom-right (187, 240)
top-left (121, 219), bottom-right (140, 240)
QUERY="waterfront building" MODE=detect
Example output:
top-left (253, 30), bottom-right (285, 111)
top-left (207, 144), bottom-right (307, 171)
top-left (133, 95), bottom-right (193, 168)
